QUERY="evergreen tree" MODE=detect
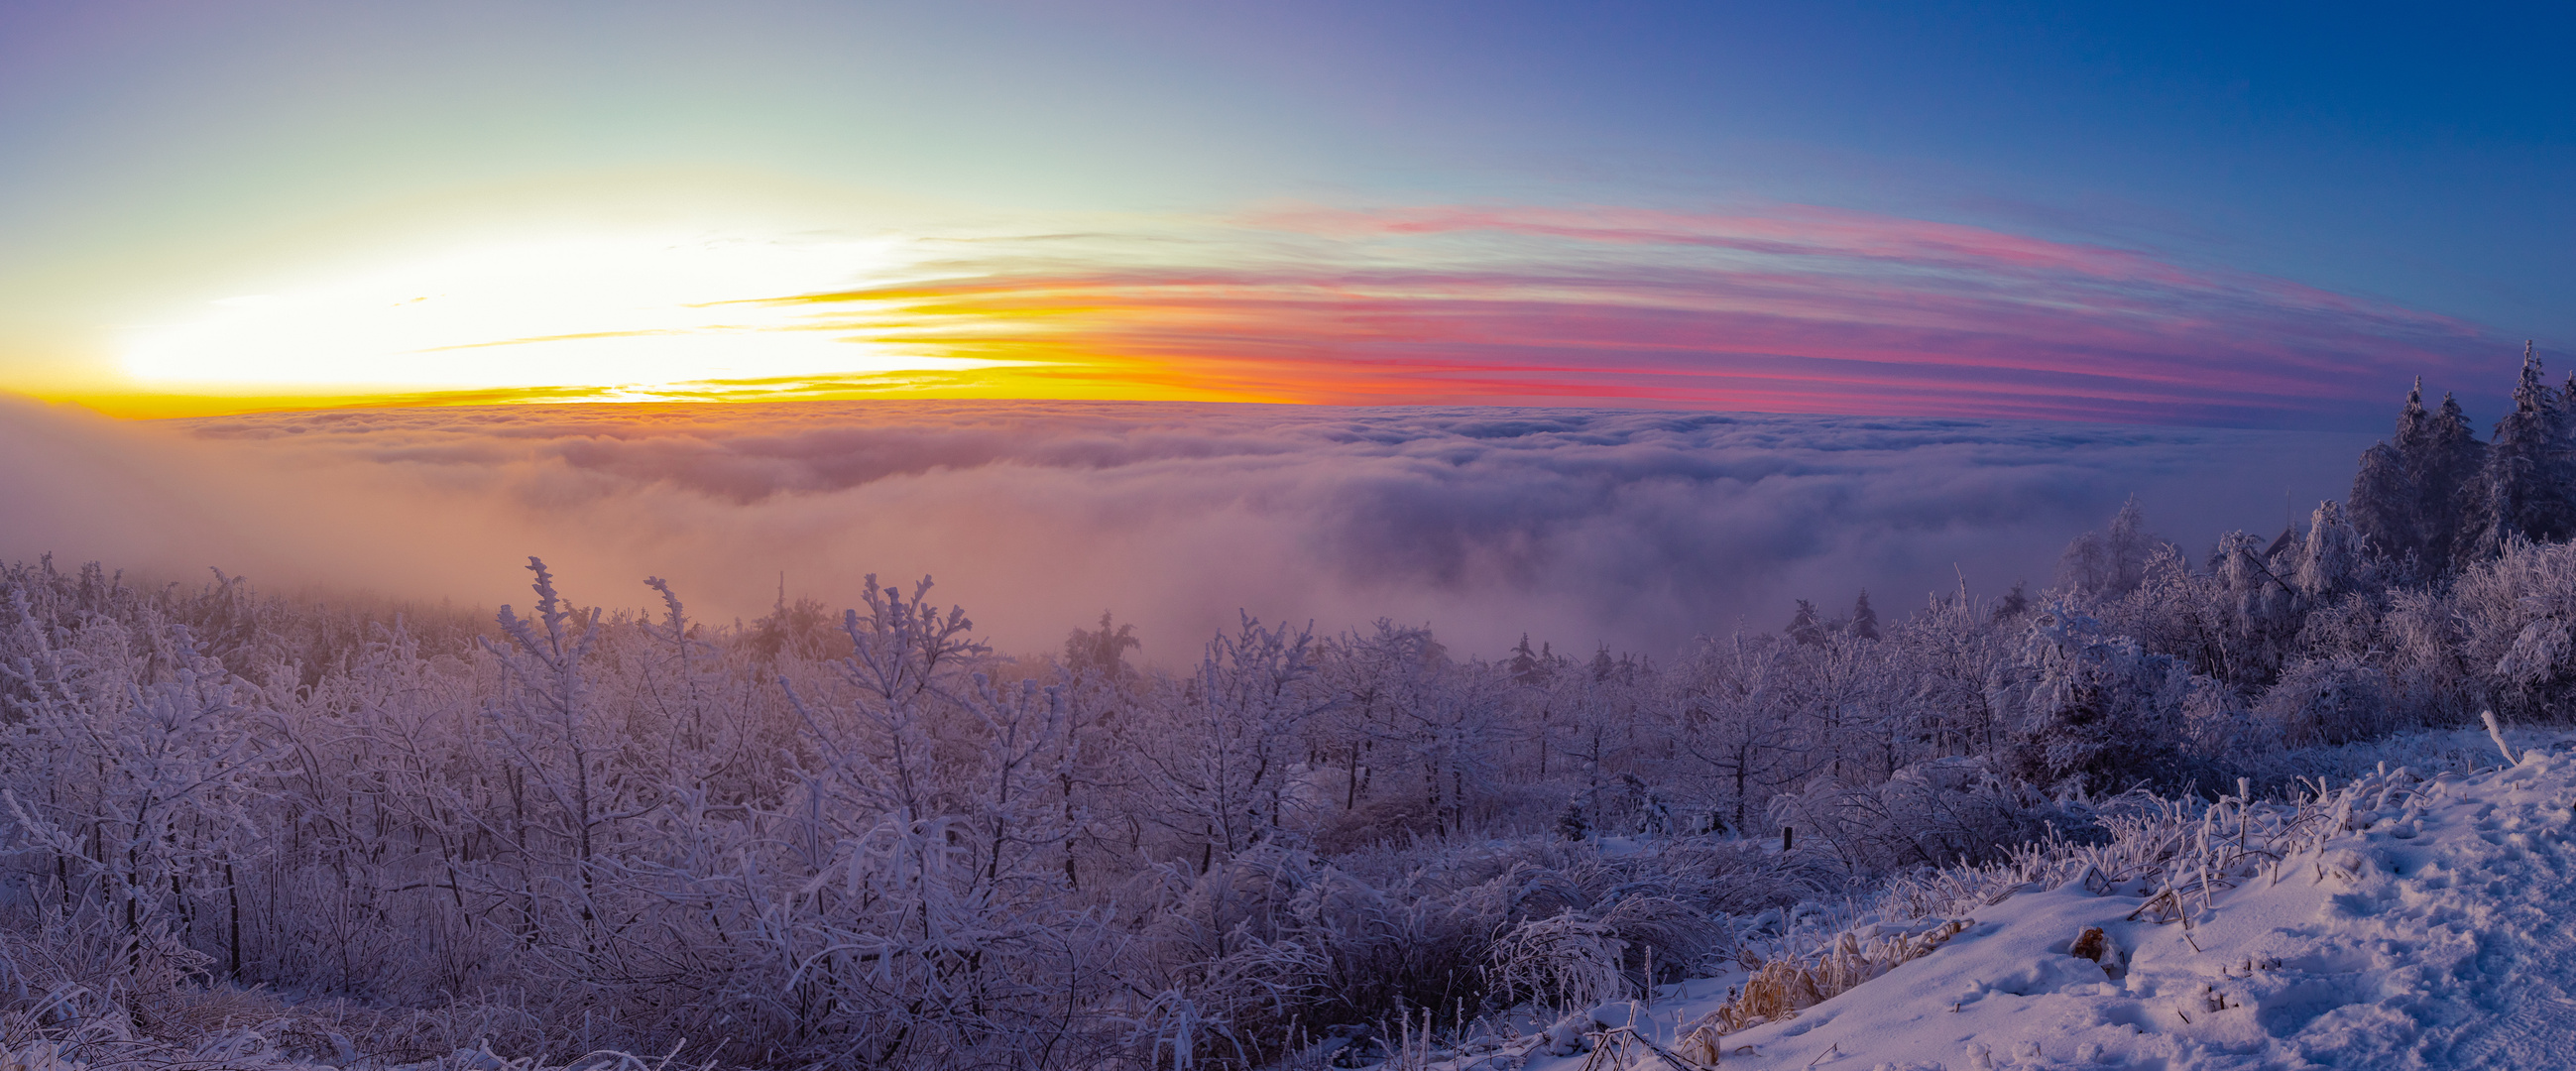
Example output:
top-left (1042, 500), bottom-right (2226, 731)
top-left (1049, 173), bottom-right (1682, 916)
top-left (2419, 390), bottom-right (2488, 567)
top-left (1508, 633), bottom-right (1542, 685)
top-left (1850, 589), bottom-right (1880, 641)
top-left (1064, 610), bottom-right (1141, 680)
top-left (2352, 380), bottom-right (2426, 564)
top-left (2463, 343), bottom-right (2576, 563)
top-left (1786, 599), bottom-right (1825, 647)
top-left (1556, 793), bottom-right (1591, 841)
top-left (2349, 436), bottom-right (2409, 562)
top-left (2297, 500), bottom-right (2362, 600)
top-left (1990, 580), bottom-right (2031, 625)
top-left (2353, 378), bottom-right (2488, 578)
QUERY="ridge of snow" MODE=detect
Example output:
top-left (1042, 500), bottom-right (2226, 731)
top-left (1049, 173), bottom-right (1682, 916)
top-left (1486, 733), bottom-right (2576, 1071)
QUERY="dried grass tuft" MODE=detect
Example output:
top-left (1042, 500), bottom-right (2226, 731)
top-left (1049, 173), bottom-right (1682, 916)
top-left (1692, 918), bottom-right (1970, 1039)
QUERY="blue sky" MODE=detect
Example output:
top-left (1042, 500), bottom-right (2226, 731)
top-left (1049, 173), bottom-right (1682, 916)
top-left (1, 1), bottom-right (2566, 419)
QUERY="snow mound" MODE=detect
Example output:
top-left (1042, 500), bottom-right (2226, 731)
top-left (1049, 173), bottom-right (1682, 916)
top-left (1500, 742), bottom-right (2576, 1070)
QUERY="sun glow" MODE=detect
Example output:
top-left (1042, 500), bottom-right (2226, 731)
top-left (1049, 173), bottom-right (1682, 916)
top-left (120, 233), bottom-right (1007, 397)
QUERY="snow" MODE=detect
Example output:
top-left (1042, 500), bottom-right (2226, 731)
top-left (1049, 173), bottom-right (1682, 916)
top-left (1471, 736), bottom-right (2576, 1071)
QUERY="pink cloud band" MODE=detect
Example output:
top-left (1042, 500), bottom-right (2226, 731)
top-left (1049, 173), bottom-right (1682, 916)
top-left (774, 204), bottom-right (2501, 425)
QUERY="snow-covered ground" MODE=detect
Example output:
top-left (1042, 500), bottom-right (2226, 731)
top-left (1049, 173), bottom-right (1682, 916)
top-left (1464, 732), bottom-right (2576, 1071)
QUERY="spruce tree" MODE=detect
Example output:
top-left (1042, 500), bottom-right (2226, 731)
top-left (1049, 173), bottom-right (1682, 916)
top-left (2297, 500), bottom-right (2362, 600)
top-left (1990, 580), bottom-right (2031, 624)
top-left (2463, 343), bottom-right (2576, 564)
top-left (1786, 599), bottom-right (1825, 647)
top-left (1509, 633), bottom-right (1542, 685)
top-left (1850, 589), bottom-right (1879, 641)
top-left (2352, 378), bottom-right (2489, 579)
top-left (2419, 390), bottom-right (2487, 567)
top-left (2348, 380), bottom-right (2424, 565)
top-left (1557, 794), bottom-right (1592, 841)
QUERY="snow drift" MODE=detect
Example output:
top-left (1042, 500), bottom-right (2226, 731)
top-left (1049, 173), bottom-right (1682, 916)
top-left (1480, 729), bottom-right (2576, 1071)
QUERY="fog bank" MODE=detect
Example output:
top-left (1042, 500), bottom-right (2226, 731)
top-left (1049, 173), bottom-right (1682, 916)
top-left (0, 397), bottom-right (2374, 660)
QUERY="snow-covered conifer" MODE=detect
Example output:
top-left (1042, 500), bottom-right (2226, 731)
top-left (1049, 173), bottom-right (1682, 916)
top-left (2349, 379), bottom-right (2430, 571)
top-left (1851, 589), bottom-right (1880, 641)
top-left (1064, 609), bottom-right (1141, 681)
top-left (2463, 343), bottom-right (2576, 563)
top-left (1787, 599), bottom-right (1825, 647)
top-left (2297, 500), bottom-right (2363, 600)
top-left (1989, 580), bottom-right (2031, 624)
top-left (1509, 633), bottom-right (1543, 685)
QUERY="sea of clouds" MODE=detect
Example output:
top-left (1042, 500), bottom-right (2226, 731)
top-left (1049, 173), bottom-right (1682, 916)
top-left (0, 397), bottom-right (2376, 661)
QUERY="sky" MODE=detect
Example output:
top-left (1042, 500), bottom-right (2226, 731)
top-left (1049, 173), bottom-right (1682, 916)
top-left (2, 1), bottom-right (2569, 422)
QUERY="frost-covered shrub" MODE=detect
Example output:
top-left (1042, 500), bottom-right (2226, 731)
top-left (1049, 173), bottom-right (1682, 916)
top-left (1487, 912), bottom-right (1628, 1011)
top-left (2454, 538), bottom-right (2576, 718)
top-left (1993, 602), bottom-right (2214, 792)
top-left (2258, 655), bottom-right (2394, 746)
top-left (1769, 758), bottom-right (2101, 875)
top-left (1307, 790), bottom-right (1446, 854)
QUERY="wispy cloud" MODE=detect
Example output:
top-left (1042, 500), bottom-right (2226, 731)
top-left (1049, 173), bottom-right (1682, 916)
top-left (746, 202), bottom-right (2506, 426)
top-left (86, 201), bottom-right (2513, 424)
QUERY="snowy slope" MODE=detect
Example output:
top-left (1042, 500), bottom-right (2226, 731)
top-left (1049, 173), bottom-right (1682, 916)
top-left (1492, 737), bottom-right (2576, 1071)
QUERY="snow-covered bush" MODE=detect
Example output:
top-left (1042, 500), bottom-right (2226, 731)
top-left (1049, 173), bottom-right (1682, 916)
top-left (1487, 912), bottom-right (1628, 1011)
top-left (1993, 601), bottom-right (2214, 792)
top-left (1769, 757), bottom-right (2100, 875)
top-left (2454, 537), bottom-right (2576, 717)
top-left (2257, 654), bottom-right (2394, 746)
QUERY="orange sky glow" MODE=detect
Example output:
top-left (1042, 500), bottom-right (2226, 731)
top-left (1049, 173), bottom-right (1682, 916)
top-left (35, 202), bottom-right (2510, 426)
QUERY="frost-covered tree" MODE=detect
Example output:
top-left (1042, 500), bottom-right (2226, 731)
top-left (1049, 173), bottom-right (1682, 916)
top-left (0, 591), bottom-right (267, 949)
top-left (2463, 343), bottom-right (2576, 563)
top-left (2296, 499), bottom-right (2365, 600)
top-left (2056, 496), bottom-right (2168, 598)
top-left (1785, 599), bottom-right (1825, 647)
top-left (1130, 614), bottom-right (1335, 871)
top-left (1064, 610), bottom-right (1141, 682)
top-left (1665, 635), bottom-right (1806, 834)
top-left (2350, 378), bottom-right (2485, 577)
top-left (2454, 538), bottom-right (2576, 718)
top-left (768, 573), bottom-right (1106, 1067)
top-left (1884, 586), bottom-right (2006, 758)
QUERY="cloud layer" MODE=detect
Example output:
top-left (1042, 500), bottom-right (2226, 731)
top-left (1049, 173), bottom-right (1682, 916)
top-left (2, 398), bottom-right (2379, 659)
